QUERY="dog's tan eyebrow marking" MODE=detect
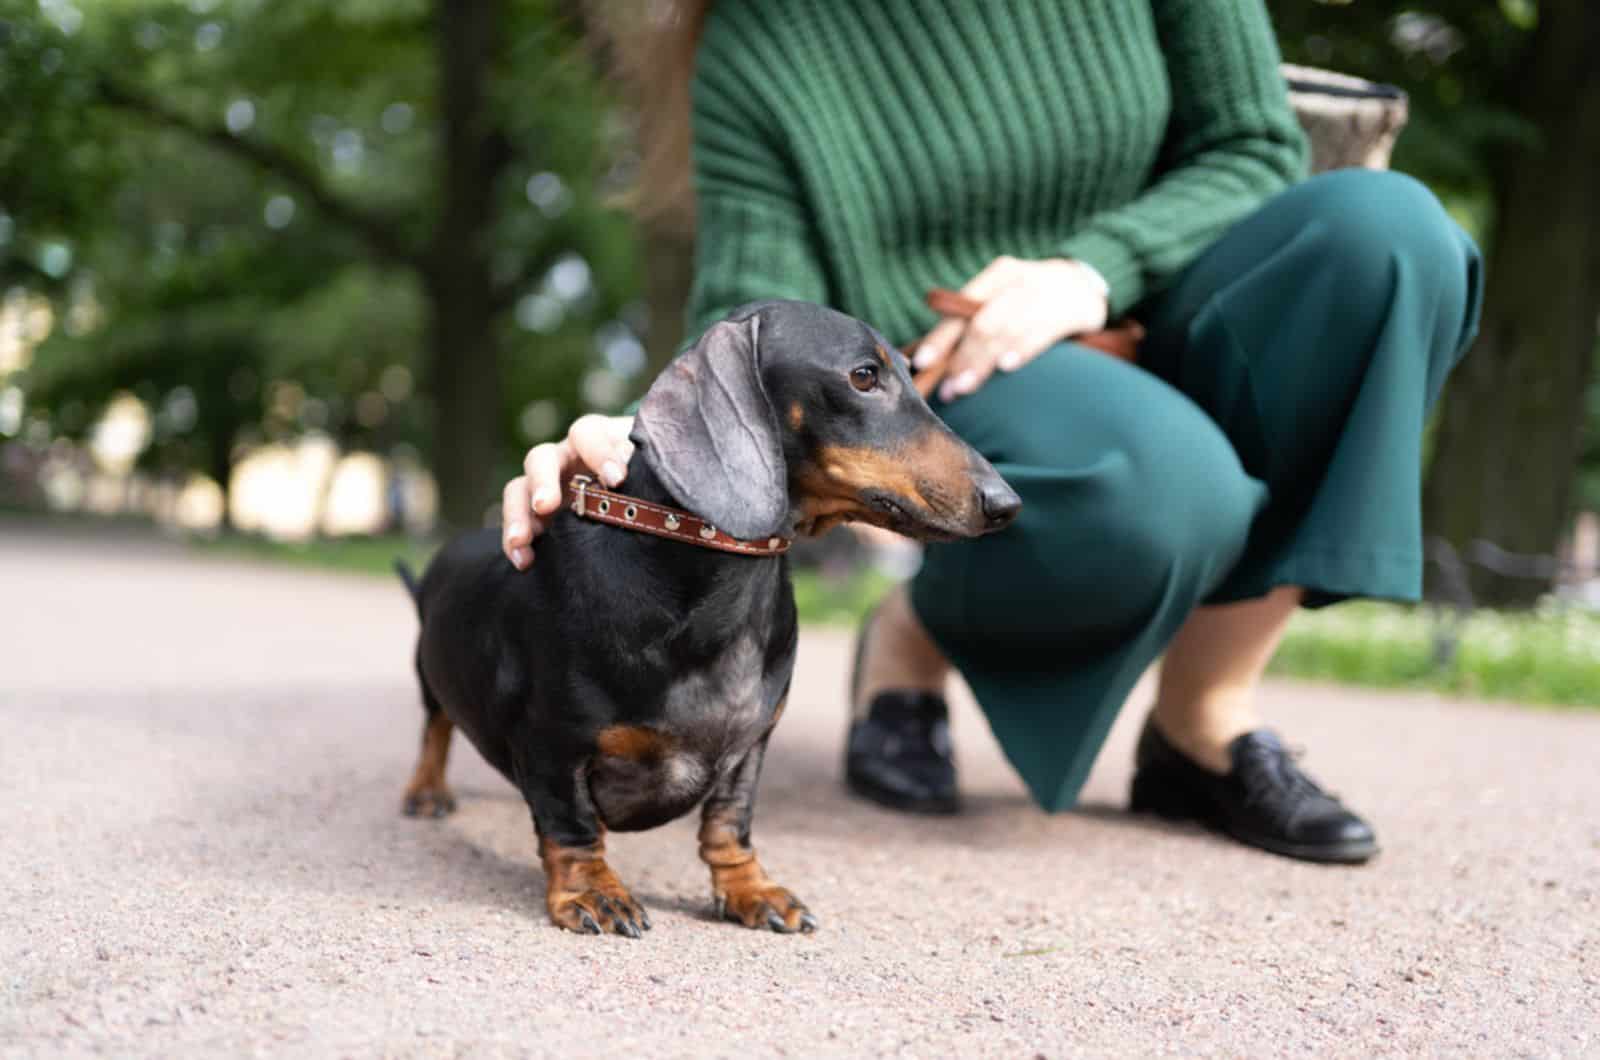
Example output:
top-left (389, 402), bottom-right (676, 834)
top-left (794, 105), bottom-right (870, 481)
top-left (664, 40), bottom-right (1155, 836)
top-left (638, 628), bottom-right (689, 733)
top-left (874, 345), bottom-right (891, 367)
top-left (596, 725), bottom-right (672, 761)
top-left (787, 401), bottom-right (805, 430)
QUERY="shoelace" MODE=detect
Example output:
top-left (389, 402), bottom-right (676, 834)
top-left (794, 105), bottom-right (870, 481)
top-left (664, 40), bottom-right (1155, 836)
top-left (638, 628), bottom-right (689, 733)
top-left (1235, 740), bottom-right (1335, 822)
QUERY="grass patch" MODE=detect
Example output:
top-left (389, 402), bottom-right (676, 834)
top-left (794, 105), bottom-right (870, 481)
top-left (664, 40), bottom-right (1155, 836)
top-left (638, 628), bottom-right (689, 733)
top-left (1271, 601), bottom-right (1600, 708)
top-left (196, 532), bottom-right (439, 579)
top-left (191, 533), bottom-right (1600, 709)
top-left (193, 531), bottom-right (893, 626)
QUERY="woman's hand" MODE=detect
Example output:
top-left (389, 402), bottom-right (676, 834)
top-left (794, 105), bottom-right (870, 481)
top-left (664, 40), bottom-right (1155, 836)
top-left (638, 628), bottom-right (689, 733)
top-left (501, 414), bottom-right (635, 570)
top-left (911, 256), bottom-right (1110, 403)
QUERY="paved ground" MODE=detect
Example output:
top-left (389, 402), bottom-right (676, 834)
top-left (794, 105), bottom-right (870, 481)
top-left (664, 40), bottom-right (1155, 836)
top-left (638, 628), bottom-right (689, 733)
top-left (2, 521), bottom-right (1596, 1059)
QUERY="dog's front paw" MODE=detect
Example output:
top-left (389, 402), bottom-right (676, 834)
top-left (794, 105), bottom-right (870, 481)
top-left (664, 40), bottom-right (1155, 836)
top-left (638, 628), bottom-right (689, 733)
top-left (715, 879), bottom-right (817, 934)
top-left (540, 839), bottom-right (650, 938)
top-left (548, 879), bottom-right (651, 938)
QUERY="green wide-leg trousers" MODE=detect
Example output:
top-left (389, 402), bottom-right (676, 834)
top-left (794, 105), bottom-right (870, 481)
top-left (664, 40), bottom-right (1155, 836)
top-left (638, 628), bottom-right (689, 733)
top-left (909, 170), bottom-right (1484, 812)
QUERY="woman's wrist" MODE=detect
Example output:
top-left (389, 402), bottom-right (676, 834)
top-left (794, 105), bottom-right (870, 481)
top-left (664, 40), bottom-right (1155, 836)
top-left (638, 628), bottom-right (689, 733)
top-left (1069, 259), bottom-right (1112, 308)
top-left (1043, 258), bottom-right (1111, 331)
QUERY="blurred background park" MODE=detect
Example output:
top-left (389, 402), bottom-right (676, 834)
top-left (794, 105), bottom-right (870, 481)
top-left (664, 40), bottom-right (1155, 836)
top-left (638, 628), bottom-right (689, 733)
top-left (1, 0), bottom-right (1597, 706)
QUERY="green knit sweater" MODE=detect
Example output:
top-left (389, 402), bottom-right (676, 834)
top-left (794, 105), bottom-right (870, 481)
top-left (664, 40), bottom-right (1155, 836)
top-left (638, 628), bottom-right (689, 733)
top-left (686, 0), bottom-right (1307, 344)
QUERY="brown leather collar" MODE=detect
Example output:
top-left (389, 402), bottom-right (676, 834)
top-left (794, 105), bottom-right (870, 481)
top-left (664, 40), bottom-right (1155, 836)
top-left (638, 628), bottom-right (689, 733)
top-left (566, 475), bottom-right (792, 556)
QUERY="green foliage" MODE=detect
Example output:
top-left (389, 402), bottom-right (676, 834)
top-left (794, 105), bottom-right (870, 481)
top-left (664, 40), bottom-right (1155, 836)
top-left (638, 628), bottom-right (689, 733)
top-left (1271, 1), bottom-right (1539, 205)
top-left (181, 528), bottom-right (1600, 710)
top-left (196, 527), bottom-right (438, 579)
top-left (1270, 600), bottom-right (1600, 708)
top-left (1, 0), bottom-right (641, 497)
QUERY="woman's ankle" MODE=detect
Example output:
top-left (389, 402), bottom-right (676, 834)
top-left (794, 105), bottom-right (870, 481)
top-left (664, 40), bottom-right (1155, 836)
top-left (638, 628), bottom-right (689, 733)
top-left (1149, 692), bottom-right (1261, 775)
top-left (853, 586), bottom-right (949, 719)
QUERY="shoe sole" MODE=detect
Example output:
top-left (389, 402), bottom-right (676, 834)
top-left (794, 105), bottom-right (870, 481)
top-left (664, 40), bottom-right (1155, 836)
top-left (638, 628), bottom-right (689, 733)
top-left (1130, 773), bottom-right (1379, 865)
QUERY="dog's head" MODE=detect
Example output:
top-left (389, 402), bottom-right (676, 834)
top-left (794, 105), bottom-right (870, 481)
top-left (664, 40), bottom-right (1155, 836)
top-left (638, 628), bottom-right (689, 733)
top-left (631, 300), bottom-right (1020, 542)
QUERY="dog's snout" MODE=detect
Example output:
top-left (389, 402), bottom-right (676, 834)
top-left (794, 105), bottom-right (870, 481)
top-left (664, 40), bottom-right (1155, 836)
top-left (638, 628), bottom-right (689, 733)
top-left (979, 478), bottom-right (1021, 530)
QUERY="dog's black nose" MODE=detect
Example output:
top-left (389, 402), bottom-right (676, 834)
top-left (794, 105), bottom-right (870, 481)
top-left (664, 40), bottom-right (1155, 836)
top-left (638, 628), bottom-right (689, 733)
top-left (980, 480), bottom-right (1022, 529)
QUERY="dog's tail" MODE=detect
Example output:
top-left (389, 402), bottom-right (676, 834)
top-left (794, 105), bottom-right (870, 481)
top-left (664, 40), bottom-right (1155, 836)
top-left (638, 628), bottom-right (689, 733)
top-left (394, 558), bottom-right (422, 618)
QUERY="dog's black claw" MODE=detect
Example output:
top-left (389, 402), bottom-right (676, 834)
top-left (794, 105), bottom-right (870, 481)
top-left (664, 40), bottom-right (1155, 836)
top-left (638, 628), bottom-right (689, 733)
top-left (401, 799), bottom-right (419, 817)
top-left (713, 896), bottom-right (727, 920)
top-left (799, 913), bottom-right (818, 933)
top-left (578, 911), bottom-right (601, 935)
top-left (430, 801), bottom-right (450, 818)
top-left (616, 919), bottom-right (641, 939)
top-left (639, 909), bottom-right (653, 931)
top-left (766, 911), bottom-right (789, 933)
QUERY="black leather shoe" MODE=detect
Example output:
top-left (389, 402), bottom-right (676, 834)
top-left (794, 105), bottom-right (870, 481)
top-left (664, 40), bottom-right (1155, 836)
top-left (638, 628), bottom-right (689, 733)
top-left (846, 691), bottom-right (960, 814)
top-left (843, 605), bottom-right (960, 814)
top-left (1129, 719), bottom-right (1379, 864)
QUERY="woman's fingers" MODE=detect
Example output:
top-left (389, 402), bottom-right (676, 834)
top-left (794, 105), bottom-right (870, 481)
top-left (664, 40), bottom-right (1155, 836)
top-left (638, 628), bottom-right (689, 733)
top-left (914, 256), bottom-right (1024, 383)
top-left (502, 476), bottom-right (539, 569)
top-left (980, 293), bottom-right (1058, 373)
top-left (939, 327), bottom-right (1004, 403)
top-left (502, 414), bottom-right (638, 570)
top-left (568, 414), bottom-right (636, 488)
top-left (961, 255), bottom-right (1023, 303)
top-left (911, 316), bottom-right (966, 372)
top-left (522, 440), bottom-right (572, 517)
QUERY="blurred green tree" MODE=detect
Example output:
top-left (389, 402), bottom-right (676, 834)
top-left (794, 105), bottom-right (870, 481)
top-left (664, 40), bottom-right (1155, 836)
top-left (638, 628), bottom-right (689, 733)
top-left (1273, 0), bottom-right (1600, 605)
top-left (1, 0), bottom-right (641, 526)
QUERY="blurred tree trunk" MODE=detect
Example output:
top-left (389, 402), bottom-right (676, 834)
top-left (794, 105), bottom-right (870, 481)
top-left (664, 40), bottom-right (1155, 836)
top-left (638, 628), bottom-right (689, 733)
top-left (426, 0), bottom-right (506, 529)
top-left (1422, 0), bottom-right (1600, 607)
top-left (643, 224), bottom-right (694, 378)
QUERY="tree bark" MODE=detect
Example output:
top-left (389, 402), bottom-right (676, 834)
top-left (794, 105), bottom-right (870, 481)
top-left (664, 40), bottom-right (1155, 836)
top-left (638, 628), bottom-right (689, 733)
top-left (427, 0), bottom-right (507, 529)
top-left (1421, 0), bottom-right (1600, 607)
top-left (642, 223), bottom-right (695, 379)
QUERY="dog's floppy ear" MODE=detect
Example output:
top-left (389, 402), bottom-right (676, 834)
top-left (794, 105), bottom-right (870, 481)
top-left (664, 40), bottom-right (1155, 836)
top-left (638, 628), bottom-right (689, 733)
top-left (630, 314), bottom-right (788, 540)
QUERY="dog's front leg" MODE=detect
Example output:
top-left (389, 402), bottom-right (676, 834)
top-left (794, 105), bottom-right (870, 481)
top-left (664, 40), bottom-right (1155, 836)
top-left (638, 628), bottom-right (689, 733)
top-left (522, 758), bottom-right (650, 938)
top-left (699, 734), bottom-right (817, 934)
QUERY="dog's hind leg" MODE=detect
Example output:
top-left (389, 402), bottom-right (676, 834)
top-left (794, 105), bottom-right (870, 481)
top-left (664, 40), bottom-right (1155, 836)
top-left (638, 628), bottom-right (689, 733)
top-left (402, 686), bottom-right (457, 818)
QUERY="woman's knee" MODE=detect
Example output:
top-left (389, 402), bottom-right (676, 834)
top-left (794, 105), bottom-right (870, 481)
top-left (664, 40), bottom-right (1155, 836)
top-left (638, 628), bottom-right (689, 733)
top-left (1295, 169), bottom-right (1480, 311)
top-left (1089, 411), bottom-right (1264, 590)
top-left (949, 388), bottom-right (1264, 639)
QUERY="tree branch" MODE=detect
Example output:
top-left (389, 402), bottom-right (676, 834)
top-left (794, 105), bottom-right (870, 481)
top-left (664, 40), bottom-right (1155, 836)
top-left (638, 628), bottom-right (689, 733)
top-left (96, 77), bottom-right (421, 269)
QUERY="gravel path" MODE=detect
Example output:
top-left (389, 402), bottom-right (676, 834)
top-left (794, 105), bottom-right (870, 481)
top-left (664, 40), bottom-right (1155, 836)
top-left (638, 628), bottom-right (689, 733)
top-left (2, 522), bottom-right (1596, 1058)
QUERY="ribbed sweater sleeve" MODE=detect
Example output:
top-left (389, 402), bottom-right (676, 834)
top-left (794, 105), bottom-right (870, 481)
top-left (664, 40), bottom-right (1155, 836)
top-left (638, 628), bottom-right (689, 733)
top-left (684, 19), bottom-right (830, 342)
top-left (1059, 0), bottom-right (1308, 315)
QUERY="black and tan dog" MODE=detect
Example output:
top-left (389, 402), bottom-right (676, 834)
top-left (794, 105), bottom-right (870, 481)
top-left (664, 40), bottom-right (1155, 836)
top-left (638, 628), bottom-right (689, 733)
top-left (396, 300), bottom-right (1019, 937)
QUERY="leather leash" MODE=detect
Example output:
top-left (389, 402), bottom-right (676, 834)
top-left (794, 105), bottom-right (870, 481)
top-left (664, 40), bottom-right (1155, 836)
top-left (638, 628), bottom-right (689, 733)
top-left (566, 475), bottom-right (792, 556)
top-left (906, 288), bottom-right (1146, 399)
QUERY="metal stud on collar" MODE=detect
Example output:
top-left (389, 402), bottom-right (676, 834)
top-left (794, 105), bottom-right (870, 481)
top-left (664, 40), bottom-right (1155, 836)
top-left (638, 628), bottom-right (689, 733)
top-left (700, 525), bottom-right (717, 540)
top-left (664, 514), bottom-right (680, 531)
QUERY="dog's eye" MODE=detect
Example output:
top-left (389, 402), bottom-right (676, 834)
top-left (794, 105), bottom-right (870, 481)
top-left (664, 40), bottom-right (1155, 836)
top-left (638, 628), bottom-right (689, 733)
top-left (849, 365), bottom-right (879, 392)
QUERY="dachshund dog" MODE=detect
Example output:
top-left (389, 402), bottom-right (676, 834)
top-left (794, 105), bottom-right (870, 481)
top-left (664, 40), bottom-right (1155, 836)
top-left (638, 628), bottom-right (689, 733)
top-left (396, 300), bottom-right (1020, 937)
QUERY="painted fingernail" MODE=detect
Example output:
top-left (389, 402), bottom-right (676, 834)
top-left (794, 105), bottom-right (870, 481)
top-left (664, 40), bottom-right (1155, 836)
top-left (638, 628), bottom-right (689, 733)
top-left (999, 350), bottom-right (1022, 372)
top-left (506, 521), bottom-right (528, 542)
top-left (601, 461), bottom-right (625, 486)
top-left (953, 370), bottom-right (977, 394)
top-left (532, 487), bottom-right (558, 512)
top-left (913, 346), bottom-right (937, 369)
top-left (509, 547), bottom-right (531, 569)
